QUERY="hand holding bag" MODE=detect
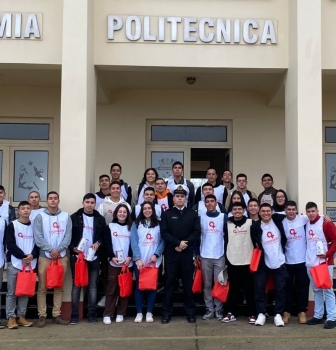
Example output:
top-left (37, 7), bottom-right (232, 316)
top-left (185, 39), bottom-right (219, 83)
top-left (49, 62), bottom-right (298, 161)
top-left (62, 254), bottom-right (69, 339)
top-left (15, 264), bottom-right (37, 297)
top-left (250, 248), bottom-right (262, 273)
top-left (310, 261), bottom-right (332, 289)
top-left (118, 264), bottom-right (133, 297)
top-left (211, 281), bottom-right (230, 303)
top-left (46, 257), bottom-right (64, 289)
top-left (74, 253), bottom-right (89, 287)
top-left (139, 263), bottom-right (159, 291)
top-left (192, 261), bottom-right (203, 294)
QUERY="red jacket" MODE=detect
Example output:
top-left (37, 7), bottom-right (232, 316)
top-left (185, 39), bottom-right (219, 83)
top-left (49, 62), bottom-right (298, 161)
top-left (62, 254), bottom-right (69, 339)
top-left (311, 216), bottom-right (336, 265)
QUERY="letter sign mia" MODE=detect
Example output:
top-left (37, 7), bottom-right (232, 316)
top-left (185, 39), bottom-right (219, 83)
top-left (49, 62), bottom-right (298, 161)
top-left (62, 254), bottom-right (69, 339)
top-left (0, 13), bottom-right (42, 39)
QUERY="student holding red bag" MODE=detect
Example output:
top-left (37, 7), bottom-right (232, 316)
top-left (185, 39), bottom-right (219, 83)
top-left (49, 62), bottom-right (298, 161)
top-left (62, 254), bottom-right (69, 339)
top-left (69, 193), bottom-right (105, 325)
top-left (305, 202), bottom-right (336, 329)
top-left (195, 194), bottom-right (227, 321)
top-left (5, 201), bottom-right (38, 329)
top-left (33, 191), bottom-right (72, 327)
top-left (103, 204), bottom-right (133, 325)
top-left (250, 203), bottom-right (288, 327)
top-left (131, 201), bottom-right (165, 323)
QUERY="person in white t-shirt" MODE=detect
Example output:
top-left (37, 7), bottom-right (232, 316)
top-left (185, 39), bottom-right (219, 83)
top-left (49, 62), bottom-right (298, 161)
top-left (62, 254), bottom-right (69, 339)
top-left (33, 191), bottom-right (72, 328)
top-left (196, 194), bottom-right (227, 321)
top-left (69, 193), bottom-right (105, 325)
top-left (251, 203), bottom-right (288, 327)
top-left (103, 204), bottom-right (133, 325)
top-left (131, 201), bottom-right (165, 323)
top-left (5, 201), bottom-right (37, 329)
top-left (281, 200), bottom-right (310, 325)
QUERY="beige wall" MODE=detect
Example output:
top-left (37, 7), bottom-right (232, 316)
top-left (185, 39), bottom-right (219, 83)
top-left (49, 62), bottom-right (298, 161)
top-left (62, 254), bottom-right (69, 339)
top-left (94, 0), bottom-right (288, 69)
top-left (0, 0), bottom-right (63, 64)
top-left (0, 85), bottom-right (61, 194)
top-left (322, 0), bottom-right (336, 69)
top-left (96, 89), bottom-right (286, 199)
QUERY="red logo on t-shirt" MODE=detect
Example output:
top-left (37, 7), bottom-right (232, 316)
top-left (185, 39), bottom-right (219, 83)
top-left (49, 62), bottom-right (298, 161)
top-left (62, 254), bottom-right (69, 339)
top-left (161, 204), bottom-right (167, 211)
top-left (209, 221), bottom-right (216, 229)
top-left (53, 222), bottom-right (59, 229)
top-left (108, 210), bottom-right (113, 214)
top-left (267, 231), bottom-right (274, 239)
top-left (113, 232), bottom-right (118, 237)
top-left (309, 230), bottom-right (314, 237)
top-left (289, 229), bottom-right (297, 236)
top-left (146, 233), bottom-right (153, 241)
top-left (18, 232), bottom-right (23, 238)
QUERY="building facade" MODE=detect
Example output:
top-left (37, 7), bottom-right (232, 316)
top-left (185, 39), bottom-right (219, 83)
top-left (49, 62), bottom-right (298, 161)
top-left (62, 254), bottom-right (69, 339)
top-left (0, 0), bottom-right (335, 315)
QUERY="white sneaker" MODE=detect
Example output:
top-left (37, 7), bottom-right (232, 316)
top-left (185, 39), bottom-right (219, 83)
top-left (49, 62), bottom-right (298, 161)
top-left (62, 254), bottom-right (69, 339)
top-left (103, 316), bottom-right (111, 325)
top-left (146, 312), bottom-right (154, 323)
top-left (97, 296), bottom-right (106, 307)
top-left (274, 314), bottom-right (285, 327)
top-left (255, 313), bottom-right (266, 326)
top-left (116, 315), bottom-right (124, 323)
top-left (134, 313), bottom-right (143, 323)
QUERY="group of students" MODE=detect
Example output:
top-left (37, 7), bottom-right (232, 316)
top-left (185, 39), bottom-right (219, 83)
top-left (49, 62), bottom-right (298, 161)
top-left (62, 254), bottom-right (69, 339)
top-left (0, 162), bottom-right (335, 330)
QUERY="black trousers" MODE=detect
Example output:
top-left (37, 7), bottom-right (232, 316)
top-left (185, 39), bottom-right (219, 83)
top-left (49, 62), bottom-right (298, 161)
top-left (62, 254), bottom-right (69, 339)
top-left (162, 249), bottom-right (195, 318)
top-left (253, 261), bottom-right (288, 315)
top-left (226, 262), bottom-right (256, 317)
top-left (284, 262), bottom-right (309, 313)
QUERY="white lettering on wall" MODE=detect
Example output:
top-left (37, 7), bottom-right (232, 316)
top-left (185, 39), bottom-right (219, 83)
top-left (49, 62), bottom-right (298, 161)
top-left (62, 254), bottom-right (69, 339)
top-left (0, 12), bottom-right (42, 39)
top-left (107, 15), bottom-right (277, 45)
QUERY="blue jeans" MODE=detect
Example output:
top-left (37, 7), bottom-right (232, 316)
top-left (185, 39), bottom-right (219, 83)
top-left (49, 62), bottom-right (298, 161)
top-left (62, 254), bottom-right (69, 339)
top-left (307, 265), bottom-right (336, 321)
top-left (134, 265), bottom-right (157, 314)
top-left (70, 255), bottom-right (99, 317)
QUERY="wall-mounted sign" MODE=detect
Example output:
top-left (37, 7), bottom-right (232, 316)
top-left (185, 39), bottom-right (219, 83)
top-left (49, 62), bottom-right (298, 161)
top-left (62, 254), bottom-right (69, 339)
top-left (0, 12), bottom-right (42, 40)
top-left (107, 15), bottom-right (277, 45)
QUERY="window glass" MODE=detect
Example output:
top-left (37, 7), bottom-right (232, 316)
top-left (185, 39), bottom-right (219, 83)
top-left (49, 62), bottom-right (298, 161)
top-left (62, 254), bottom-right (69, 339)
top-left (151, 125), bottom-right (227, 142)
top-left (325, 127), bottom-right (336, 143)
top-left (13, 151), bottom-right (48, 201)
top-left (0, 123), bottom-right (49, 140)
top-left (0, 151), bottom-right (2, 184)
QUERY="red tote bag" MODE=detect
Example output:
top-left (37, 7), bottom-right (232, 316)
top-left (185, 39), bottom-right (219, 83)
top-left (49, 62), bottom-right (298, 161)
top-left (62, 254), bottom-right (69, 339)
top-left (250, 248), bottom-right (262, 273)
top-left (15, 264), bottom-right (37, 297)
top-left (118, 265), bottom-right (133, 297)
top-left (192, 261), bottom-right (203, 294)
top-left (139, 263), bottom-right (159, 291)
top-left (310, 262), bottom-right (332, 289)
top-left (74, 253), bottom-right (89, 287)
top-left (46, 257), bottom-right (64, 289)
top-left (211, 281), bottom-right (230, 303)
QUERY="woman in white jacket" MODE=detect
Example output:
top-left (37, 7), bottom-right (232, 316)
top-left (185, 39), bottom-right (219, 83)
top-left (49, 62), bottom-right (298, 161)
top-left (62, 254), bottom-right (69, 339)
top-left (131, 201), bottom-right (165, 323)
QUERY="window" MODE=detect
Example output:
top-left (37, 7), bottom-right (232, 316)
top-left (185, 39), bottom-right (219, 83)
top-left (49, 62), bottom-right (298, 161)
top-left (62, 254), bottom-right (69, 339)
top-left (13, 150), bottom-right (49, 201)
top-left (0, 150), bottom-right (2, 184)
top-left (0, 123), bottom-right (50, 140)
top-left (151, 125), bottom-right (227, 142)
top-left (325, 127), bottom-right (336, 143)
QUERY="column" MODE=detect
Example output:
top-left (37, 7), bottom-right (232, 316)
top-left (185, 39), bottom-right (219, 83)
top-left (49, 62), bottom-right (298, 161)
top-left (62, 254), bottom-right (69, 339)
top-left (285, 0), bottom-right (322, 211)
top-left (59, 0), bottom-right (96, 318)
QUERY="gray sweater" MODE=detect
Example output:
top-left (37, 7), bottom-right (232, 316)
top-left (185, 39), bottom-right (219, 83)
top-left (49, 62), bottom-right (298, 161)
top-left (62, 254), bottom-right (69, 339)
top-left (33, 208), bottom-right (72, 258)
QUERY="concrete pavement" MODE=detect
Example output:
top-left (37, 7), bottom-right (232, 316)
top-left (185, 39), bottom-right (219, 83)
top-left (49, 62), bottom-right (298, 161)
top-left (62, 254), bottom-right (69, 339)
top-left (0, 316), bottom-right (335, 350)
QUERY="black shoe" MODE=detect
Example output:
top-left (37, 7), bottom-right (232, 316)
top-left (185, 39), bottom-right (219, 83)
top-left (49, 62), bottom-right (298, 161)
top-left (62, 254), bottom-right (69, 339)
top-left (0, 321), bottom-right (4, 329)
top-left (324, 320), bottom-right (336, 329)
top-left (187, 317), bottom-right (196, 323)
top-left (70, 314), bottom-right (79, 325)
top-left (88, 313), bottom-right (97, 324)
top-left (307, 317), bottom-right (325, 325)
top-left (161, 316), bottom-right (170, 324)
